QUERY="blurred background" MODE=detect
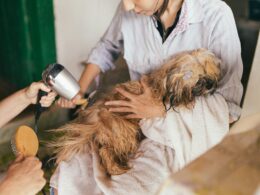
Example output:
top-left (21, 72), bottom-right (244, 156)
top-left (0, 0), bottom-right (260, 193)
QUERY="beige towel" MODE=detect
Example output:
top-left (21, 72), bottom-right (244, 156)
top-left (50, 94), bottom-right (229, 195)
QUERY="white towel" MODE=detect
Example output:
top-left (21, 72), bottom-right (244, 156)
top-left (50, 94), bottom-right (229, 195)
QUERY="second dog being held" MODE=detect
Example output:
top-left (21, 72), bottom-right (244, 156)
top-left (52, 48), bottom-right (221, 176)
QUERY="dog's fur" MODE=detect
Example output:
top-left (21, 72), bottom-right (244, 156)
top-left (52, 49), bottom-right (221, 176)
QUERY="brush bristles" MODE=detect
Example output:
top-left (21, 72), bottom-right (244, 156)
top-left (10, 136), bottom-right (18, 155)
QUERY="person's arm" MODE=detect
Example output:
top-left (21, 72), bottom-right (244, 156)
top-left (0, 155), bottom-right (46, 195)
top-left (78, 63), bottom-right (101, 95)
top-left (0, 82), bottom-right (56, 128)
top-left (208, 3), bottom-right (243, 122)
top-left (57, 3), bottom-right (124, 108)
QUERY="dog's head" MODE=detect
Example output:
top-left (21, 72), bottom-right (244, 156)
top-left (162, 48), bottom-right (221, 110)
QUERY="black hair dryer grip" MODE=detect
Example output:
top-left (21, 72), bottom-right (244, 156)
top-left (34, 90), bottom-right (48, 133)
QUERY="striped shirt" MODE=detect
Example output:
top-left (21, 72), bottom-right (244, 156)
top-left (87, 0), bottom-right (243, 120)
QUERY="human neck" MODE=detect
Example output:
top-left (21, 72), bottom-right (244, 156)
top-left (160, 0), bottom-right (183, 29)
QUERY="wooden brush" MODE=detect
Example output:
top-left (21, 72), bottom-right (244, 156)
top-left (11, 125), bottom-right (39, 157)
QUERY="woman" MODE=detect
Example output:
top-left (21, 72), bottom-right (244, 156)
top-left (58, 0), bottom-right (243, 122)
top-left (52, 0), bottom-right (242, 194)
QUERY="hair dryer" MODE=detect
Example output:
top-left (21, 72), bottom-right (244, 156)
top-left (42, 63), bottom-right (80, 100)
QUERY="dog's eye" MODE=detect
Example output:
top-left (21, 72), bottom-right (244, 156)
top-left (205, 77), bottom-right (216, 90)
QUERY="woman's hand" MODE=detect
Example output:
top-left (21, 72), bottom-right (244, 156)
top-left (56, 93), bottom-right (83, 108)
top-left (0, 155), bottom-right (46, 195)
top-left (105, 80), bottom-right (165, 119)
top-left (25, 82), bottom-right (56, 107)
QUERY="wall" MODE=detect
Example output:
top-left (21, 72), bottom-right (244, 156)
top-left (53, 0), bottom-right (120, 80)
top-left (242, 32), bottom-right (260, 118)
top-left (224, 0), bottom-right (248, 18)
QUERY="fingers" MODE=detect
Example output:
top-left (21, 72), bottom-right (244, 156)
top-left (108, 107), bottom-right (133, 113)
top-left (30, 82), bottom-right (51, 93)
top-left (26, 81), bottom-right (54, 105)
top-left (39, 91), bottom-right (56, 107)
top-left (115, 88), bottom-right (136, 100)
top-left (56, 97), bottom-right (76, 108)
top-left (125, 114), bottom-right (140, 119)
top-left (56, 93), bottom-right (85, 108)
top-left (71, 94), bottom-right (84, 104)
top-left (105, 100), bottom-right (132, 107)
top-left (25, 157), bottom-right (44, 173)
top-left (13, 154), bottom-right (24, 163)
top-left (28, 159), bottom-right (46, 194)
top-left (36, 177), bottom-right (46, 191)
top-left (37, 82), bottom-right (51, 93)
top-left (105, 100), bottom-right (135, 113)
top-left (24, 156), bottom-right (41, 166)
top-left (8, 155), bottom-right (24, 170)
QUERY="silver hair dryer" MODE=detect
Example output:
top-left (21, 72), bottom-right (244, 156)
top-left (42, 63), bottom-right (80, 100)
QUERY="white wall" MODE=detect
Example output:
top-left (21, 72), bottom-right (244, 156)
top-left (241, 33), bottom-right (260, 118)
top-left (53, 0), bottom-right (120, 79)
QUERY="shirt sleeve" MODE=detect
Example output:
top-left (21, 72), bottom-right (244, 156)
top-left (208, 2), bottom-right (243, 121)
top-left (86, 3), bottom-right (124, 72)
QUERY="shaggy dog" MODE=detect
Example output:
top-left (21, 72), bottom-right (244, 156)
top-left (52, 48), bottom-right (221, 176)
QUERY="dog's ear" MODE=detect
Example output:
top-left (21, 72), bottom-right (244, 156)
top-left (192, 76), bottom-right (218, 96)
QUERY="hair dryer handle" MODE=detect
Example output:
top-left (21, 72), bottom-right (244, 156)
top-left (36, 90), bottom-right (49, 112)
top-left (34, 90), bottom-right (49, 133)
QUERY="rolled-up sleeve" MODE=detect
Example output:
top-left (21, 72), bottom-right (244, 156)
top-left (209, 3), bottom-right (243, 121)
top-left (87, 3), bottom-right (124, 72)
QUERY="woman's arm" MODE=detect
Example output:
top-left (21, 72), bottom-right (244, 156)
top-left (0, 88), bottom-right (32, 128)
top-left (78, 63), bottom-right (101, 94)
top-left (0, 82), bottom-right (56, 128)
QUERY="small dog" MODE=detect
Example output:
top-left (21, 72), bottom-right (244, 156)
top-left (52, 48), bottom-right (221, 176)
